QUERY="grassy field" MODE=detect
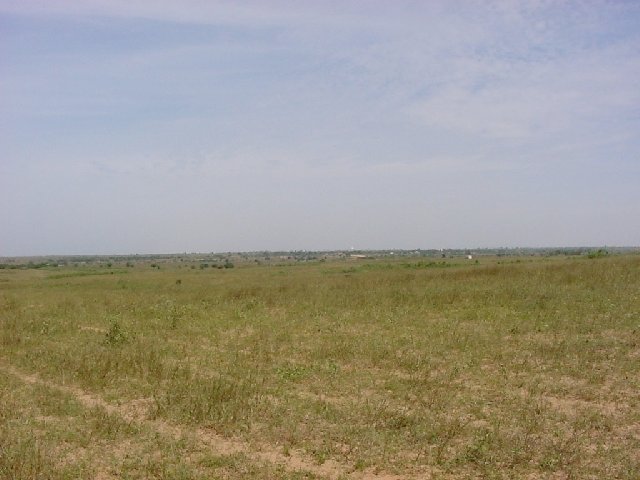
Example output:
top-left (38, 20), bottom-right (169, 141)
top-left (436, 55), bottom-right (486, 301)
top-left (1, 254), bottom-right (639, 479)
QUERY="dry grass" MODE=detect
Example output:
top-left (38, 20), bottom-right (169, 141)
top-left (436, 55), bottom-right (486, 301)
top-left (1, 254), bottom-right (639, 478)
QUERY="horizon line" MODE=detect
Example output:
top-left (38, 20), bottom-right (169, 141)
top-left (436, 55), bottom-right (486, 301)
top-left (2, 245), bottom-right (638, 259)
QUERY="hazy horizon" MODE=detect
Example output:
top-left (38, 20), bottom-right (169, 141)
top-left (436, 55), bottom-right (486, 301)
top-left (2, 1), bottom-right (639, 256)
top-left (2, 244), bottom-right (638, 260)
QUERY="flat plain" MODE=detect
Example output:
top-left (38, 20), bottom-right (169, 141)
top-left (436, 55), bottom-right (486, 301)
top-left (1, 253), bottom-right (639, 479)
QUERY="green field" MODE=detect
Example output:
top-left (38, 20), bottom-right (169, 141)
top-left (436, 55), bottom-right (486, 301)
top-left (1, 254), bottom-right (639, 479)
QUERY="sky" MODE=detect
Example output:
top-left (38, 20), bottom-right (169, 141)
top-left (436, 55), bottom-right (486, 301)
top-left (1, 1), bottom-right (639, 255)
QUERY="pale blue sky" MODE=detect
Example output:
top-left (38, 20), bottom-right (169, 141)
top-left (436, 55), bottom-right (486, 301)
top-left (1, 1), bottom-right (639, 255)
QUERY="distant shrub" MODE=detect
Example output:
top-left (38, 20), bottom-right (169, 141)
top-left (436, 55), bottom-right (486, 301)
top-left (401, 261), bottom-right (450, 269)
top-left (588, 249), bottom-right (609, 259)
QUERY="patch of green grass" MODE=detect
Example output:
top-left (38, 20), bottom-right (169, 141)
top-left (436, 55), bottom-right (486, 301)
top-left (46, 270), bottom-right (128, 280)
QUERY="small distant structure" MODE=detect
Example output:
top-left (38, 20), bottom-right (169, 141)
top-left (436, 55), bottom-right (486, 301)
top-left (350, 254), bottom-right (367, 259)
top-left (467, 255), bottom-right (473, 260)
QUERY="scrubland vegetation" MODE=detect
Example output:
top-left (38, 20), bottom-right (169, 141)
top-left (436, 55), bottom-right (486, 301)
top-left (1, 253), bottom-right (639, 479)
